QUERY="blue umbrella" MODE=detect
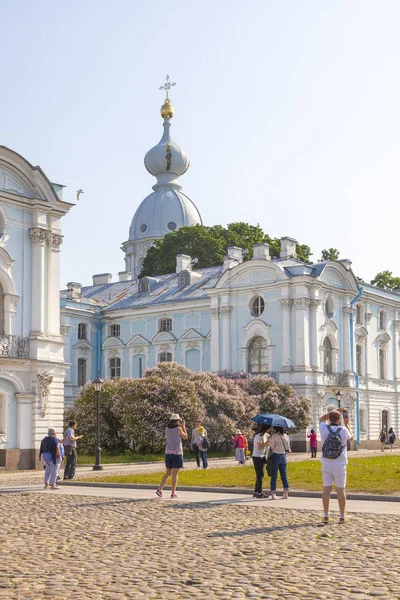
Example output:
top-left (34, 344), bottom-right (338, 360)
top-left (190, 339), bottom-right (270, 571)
top-left (252, 413), bottom-right (296, 429)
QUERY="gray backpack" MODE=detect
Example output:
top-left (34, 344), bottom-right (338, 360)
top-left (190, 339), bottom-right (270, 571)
top-left (322, 425), bottom-right (345, 459)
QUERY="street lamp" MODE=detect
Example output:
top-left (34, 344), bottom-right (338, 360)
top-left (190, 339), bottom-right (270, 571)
top-left (335, 390), bottom-right (343, 408)
top-left (92, 377), bottom-right (104, 471)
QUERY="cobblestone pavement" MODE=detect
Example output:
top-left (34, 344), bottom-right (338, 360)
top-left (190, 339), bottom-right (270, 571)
top-left (1, 447), bottom-right (399, 488)
top-left (1, 492), bottom-right (400, 600)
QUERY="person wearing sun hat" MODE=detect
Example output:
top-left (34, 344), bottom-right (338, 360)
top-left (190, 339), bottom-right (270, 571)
top-left (232, 429), bottom-right (247, 465)
top-left (156, 413), bottom-right (188, 499)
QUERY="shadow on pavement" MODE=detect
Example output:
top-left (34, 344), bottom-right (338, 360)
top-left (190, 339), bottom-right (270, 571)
top-left (207, 522), bottom-right (315, 537)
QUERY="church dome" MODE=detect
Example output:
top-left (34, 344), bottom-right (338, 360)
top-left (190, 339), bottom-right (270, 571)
top-left (129, 189), bottom-right (202, 241)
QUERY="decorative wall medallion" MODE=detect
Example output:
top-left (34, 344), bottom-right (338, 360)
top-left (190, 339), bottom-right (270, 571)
top-left (165, 143), bottom-right (172, 171)
top-left (160, 343), bottom-right (172, 352)
top-left (108, 349), bottom-right (120, 358)
top-left (167, 221), bottom-right (177, 231)
top-left (133, 345), bottom-right (145, 354)
top-left (36, 372), bottom-right (53, 418)
top-left (187, 340), bottom-right (200, 349)
top-left (60, 325), bottom-right (72, 336)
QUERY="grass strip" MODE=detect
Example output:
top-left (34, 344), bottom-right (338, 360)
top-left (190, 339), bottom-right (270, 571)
top-left (81, 455), bottom-right (400, 495)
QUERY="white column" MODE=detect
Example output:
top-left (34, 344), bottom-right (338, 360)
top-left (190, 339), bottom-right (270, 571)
top-left (47, 232), bottom-right (63, 335)
top-left (210, 307), bottom-right (220, 371)
top-left (30, 228), bottom-right (47, 336)
top-left (220, 306), bottom-right (232, 370)
top-left (279, 299), bottom-right (292, 370)
top-left (310, 299), bottom-right (320, 369)
top-left (342, 307), bottom-right (352, 373)
top-left (294, 298), bottom-right (311, 370)
top-left (394, 319), bottom-right (400, 380)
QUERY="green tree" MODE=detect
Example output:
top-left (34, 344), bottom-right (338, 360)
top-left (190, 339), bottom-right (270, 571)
top-left (371, 270), bottom-right (400, 291)
top-left (319, 248), bottom-right (340, 262)
top-left (140, 223), bottom-right (312, 276)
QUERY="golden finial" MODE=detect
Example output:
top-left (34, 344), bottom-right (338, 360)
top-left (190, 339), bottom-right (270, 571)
top-left (159, 74), bottom-right (176, 119)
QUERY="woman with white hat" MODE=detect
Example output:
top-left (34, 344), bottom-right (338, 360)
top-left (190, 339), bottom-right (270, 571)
top-left (156, 414), bottom-right (188, 499)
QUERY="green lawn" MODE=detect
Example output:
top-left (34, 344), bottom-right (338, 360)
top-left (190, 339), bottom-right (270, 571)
top-left (77, 450), bottom-right (236, 465)
top-left (81, 455), bottom-right (400, 495)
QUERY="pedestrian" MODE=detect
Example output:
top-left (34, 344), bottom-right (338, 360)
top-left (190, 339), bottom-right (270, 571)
top-left (307, 429), bottom-right (318, 458)
top-left (63, 420), bottom-right (84, 480)
top-left (190, 421), bottom-right (208, 469)
top-left (320, 408), bottom-right (353, 524)
top-left (269, 426), bottom-right (291, 499)
top-left (388, 428), bottom-right (396, 451)
top-left (379, 428), bottom-right (386, 452)
top-left (232, 430), bottom-right (247, 465)
top-left (156, 414), bottom-right (188, 499)
top-left (39, 428), bottom-right (61, 490)
top-left (252, 424), bottom-right (270, 498)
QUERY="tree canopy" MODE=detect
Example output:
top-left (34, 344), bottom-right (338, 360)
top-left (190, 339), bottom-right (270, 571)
top-left (370, 271), bottom-right (400, 291)
top-left (319, 248), bottom-right (340, 262)
top-left (140, 222), bottom-right (312, 277)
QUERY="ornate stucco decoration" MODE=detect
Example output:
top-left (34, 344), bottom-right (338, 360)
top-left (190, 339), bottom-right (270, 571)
top-left (36, 372), bottom-right (53, 418)
top-left (365, 311), bottom-right (373, 325)
top-left (108, 348), bottom-right (121, 358)
top-left (47, 232), bottom-right (63, 250)
top-left (220, 306), bottom-right (233, 318)
top-left (160, 343), bottom-right (172, 352)
top-left (279, 299), bottom-right (292, 310)
top-left (133, 345), bottom-right (145, 354)
top-left (60, 325), bottom-right (72, 336)
top-left (294, 298), bottom-right (310, 311)
top-left (310, 299), bottom-right (321, 311)
top-left (376, 332), bottom-right (390, 349)
top-left (211, 308), bottom-right (220, 319)
top-left (29, 227), bottom-right (47, 246)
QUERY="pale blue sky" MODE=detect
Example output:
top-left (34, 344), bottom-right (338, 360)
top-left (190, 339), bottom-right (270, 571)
top-left (1, 1), bottom-right (400, 286)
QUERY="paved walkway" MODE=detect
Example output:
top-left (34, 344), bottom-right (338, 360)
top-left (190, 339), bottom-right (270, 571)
top-left (1, 483), bottom-right (400, 599)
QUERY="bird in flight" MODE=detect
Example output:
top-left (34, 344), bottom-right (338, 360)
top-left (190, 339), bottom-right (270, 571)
top-left (76, 189), bottom-right (84, 201)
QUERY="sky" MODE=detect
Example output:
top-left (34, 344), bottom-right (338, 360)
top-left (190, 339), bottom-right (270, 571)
top-left (1, 0), bottom-right (400, 286)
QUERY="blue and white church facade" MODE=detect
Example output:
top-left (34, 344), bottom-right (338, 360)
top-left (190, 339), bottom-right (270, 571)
top-left (61, 94), bottom-right (400, 451)
top-left (0, 146), bottom-right (72, 469)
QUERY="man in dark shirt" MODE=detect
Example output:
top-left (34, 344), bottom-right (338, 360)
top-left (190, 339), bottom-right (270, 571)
top-left (39, 428), bottom-right (61, 489)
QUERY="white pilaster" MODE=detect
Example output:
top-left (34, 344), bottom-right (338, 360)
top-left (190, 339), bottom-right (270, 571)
top-left (310, 299), bottom-right (320, 369)
top-left (15, 394), bottom-right (34, 450)
top-left (294, 298), bottom-right (311, 370)
top-left (342, 307), bottom-right (352, 373)
top-left (47, 232), bottom-right (63, 335)
top-left (220, 306), bottom-right (232, 370)
top-left (210, 307), bottom-right (220, 372)
top-left (394, 318), bottom-right (400, 380)
top-left (30, 228), bottom-right (47, 336)
top-left (279, 299), bottom-right (292, 370)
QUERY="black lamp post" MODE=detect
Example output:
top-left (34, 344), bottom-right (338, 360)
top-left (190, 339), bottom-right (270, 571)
top-left (93, 377), bottom-right (104, 471)
top-left (335, 390), bottom-right (343, 408)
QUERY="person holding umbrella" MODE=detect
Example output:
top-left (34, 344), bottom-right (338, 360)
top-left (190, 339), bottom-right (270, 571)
top-left (251, 424), bottom-right (271, 498)
top-left (251, 414), bottom-right (295, 500)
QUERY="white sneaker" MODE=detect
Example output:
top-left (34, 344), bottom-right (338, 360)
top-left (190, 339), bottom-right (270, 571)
top-left (196, 466), bottom-right (201, 470)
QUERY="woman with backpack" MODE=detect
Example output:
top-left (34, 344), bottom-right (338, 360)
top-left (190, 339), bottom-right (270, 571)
top-left (191, 422), bottom-right (209, 469)
top-left (269, 426), bottom-right (291, 499)
top-left (388, 428), bottom-right (396, 451)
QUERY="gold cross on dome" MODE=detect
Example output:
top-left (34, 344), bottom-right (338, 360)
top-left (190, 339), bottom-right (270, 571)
top-left (159, 74), bottom-right (176, 99)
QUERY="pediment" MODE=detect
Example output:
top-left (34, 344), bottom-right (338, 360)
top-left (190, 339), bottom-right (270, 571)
top-left (127, 334), bottom-right (150, 346)
top-left (102, 337), bottom-right (125, 348)
top-left (0, 166), bottom-right (33, 198)
top-left (215, 260), bottom-right (288, 290)
top-left (73, 340), bottom-right (94, 351)
top-left (152, 331), bottom-right (177, 344)
top-left (179, 328), bottom-right (204, 341)
top-left (318, 263), bottom-right (359, 292)
top-left (355, 326), bottom-right (368, 338)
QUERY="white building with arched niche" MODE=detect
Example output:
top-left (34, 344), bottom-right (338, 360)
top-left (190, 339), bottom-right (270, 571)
top-left (0, 146), bottom-right (72, 469)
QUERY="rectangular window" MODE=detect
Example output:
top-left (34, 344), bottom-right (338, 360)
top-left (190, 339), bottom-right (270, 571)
top-left (109, 324), bottom-right (121, 337)
top-left (159, 318), bottom-right (172, 332)
top-left (78, 323), bottom-right (87, 340)
top-left (109, 357), bottom-right (121, 379)
top-left (158, 352), bottom-right (172, 362)
top-left (379, 311), bottom-right (385, 330)
top-left (77, 358), bottom-right (87, 387)
top-left (379, 349), bottom-right (385, 379)
top-left (356, 344), bottom-right (362, 376)
top-left (356, 305), bottom-right (362, 325)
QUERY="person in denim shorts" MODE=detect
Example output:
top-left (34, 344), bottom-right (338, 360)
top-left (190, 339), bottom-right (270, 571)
top-left (156, 414), bottom-right (188, 499)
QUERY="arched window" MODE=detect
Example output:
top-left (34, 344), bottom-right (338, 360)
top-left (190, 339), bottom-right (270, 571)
top-left (325, 296), bottom-right (335, 319)
top-left (250, 296), bottom-right (265, 317)
top-left (77, 358), bottom-right (87, 387)
top-left (379, 310), bottom-right (386, 330)
top-left (356, 305), bottom-right (362, 325)
top-left (323, 337), bottom-right (333, 373)
top-left (0, 283), bottom-right (4, 335)
top-left (159, 318), bottom-right (172, 332)
top-left (248, 336), bottom-right (268, 374)
top-left (78, 323), bottom-right (87, 340)
top-left (379, 348), bottom-right (386, 379)
top-left (158, 352), bottom-right (172, 363)
top-left (109, 357), bottom-right (121, 379)
top-left (356, 344), bottom-right (362, 376)
top-left (381, 409), bottom-right (389, 433)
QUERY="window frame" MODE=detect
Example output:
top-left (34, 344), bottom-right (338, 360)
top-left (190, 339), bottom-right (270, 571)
top-left (356, 304), bottom-right (363, 325)
top-left (325, 296), bottom-right (335, 319)
top-left (159, 318), bottom-right (172, 332)
top-left (158, 351), bottom-right (172, 363)
top-left (356, 344), bottom-right (363, 376)
top-left (78, 323), bottom-right (88, 341)
top-left (250, 296), bottom-right (265, 318)
top-left (379, 348), bottom-right (386, 380)
top-left (77, 357), bottom-right (87, 387)
top-left (108, 324), bottom-right (121, 338)
top-left (379, 310), bottom-right (386, 330)
top-left (109, 357), bottom-right (121, 379)
top-left (247, 336), bottom-right (269, 374)
top-left (323, 337), bottom-right (333, 374)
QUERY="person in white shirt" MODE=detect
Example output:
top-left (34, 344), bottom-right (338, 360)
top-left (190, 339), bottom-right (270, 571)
top-left (319, 408), bottom-right (353, 524)
top-left (251, 424), bottom-right (271, 498)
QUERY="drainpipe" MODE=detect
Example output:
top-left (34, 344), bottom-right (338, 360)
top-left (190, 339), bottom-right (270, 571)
top-left (349, 286), bottom-right (363, 446)
top-left (97, 310), bottom-right (102, 377)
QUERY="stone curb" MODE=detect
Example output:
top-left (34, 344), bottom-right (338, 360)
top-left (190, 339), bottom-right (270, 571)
top-left (60, 480), bottom-right (400, 502)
